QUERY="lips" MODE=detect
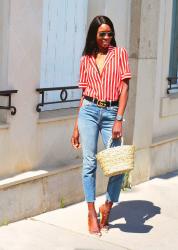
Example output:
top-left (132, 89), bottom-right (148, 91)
top-left (102, 41), bottom-right (110, 46)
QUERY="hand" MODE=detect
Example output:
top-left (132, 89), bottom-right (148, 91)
top-left (71, 127), bottom-right (81, 149)
top-left (112, 120), bottom-right (122, 139)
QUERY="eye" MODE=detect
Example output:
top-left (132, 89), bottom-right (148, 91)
top-left (98, 32), bottom-right (113, 38)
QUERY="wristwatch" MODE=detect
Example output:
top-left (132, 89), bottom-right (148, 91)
top-left (116, 114), bottom-right (123, 121)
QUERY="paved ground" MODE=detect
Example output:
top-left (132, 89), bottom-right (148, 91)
top-left (0, 171), bottom-right (178, 250)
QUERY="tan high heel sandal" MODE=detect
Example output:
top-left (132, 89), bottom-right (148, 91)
top-left (88, 212), bottom-right (102, 237)
top-left (99, 204), bottom-right (111, 232)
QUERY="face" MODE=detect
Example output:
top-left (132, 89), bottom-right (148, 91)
top-left (96, 24), bottom-right (113, 50)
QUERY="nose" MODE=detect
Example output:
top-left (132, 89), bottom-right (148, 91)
top-left (103, 34), bottom-right (110, 38)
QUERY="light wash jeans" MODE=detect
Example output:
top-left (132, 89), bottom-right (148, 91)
top-left (78, 99), bottom-right (124, 202)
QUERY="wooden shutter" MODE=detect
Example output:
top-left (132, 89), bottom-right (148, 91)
top-left (40, 0), bottom-right (88, 109)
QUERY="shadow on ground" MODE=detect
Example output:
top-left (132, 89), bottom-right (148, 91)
top-left (152, 170), bottom-right (178, 180)
top-left (109, 200), bottom-right (161, 233)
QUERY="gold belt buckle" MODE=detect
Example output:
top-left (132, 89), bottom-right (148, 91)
top-left (97, 100), bottom-right (107, 108)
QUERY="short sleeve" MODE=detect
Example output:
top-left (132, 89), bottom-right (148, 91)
top-left (78, 56), bottom-right (88, 89)
top-left (120, 48), bottom-right (131, 80)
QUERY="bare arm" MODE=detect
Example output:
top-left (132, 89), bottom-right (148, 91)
top-left (117, 79), bottom-right (129, 116)
top-left (71, 96), bottom-right (84, 149)
top-left (112, 79), bottom-right (129, 139)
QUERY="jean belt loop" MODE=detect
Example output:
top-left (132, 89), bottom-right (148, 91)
top-left (109, 100), bottom-right (111, 107)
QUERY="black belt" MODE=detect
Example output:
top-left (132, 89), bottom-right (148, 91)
top-left (84, 96), bottom-right (119, 108)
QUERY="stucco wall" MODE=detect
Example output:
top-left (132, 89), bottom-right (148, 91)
top-left (149, 0), bottom-right (178, 177)
top-left (0, 0), bottom-right (9, 89)
top-left (0, 0), bottom-right (43, 176)
top-left (0, 0), bottom-right (84, 178)
top-left (0, 0), bottom-right (132, 178)
top-left (0, 0), bottom-right (177, 184)
top-left (153, 0), bottom-right (178, 141)
top-left (0, 0), bottom-right (10, 123)
top-left (87, 0), bottom-right (131, 49)
top-left (129, 0), bottom-right (178, 183)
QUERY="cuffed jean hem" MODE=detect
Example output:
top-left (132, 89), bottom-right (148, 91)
top-left (85, 199), bottom-right (96, 203)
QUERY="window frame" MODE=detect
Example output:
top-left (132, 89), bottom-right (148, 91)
top-left (168, 0), bottom-right (178, 94)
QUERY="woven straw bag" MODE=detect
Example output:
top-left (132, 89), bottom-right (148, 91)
top-left (96, 137), bottom-right (135, 177)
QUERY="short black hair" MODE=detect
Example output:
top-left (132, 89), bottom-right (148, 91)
top-left (82, 16), bottom-right (117, 56)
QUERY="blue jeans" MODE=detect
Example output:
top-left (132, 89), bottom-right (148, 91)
top-left (78, 99), bottom-right (124, 202)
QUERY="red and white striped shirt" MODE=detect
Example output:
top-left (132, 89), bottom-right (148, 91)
top-left (78, 46), bottom-right (131, 101)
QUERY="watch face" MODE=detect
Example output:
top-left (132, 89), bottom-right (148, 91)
top-left (116, 115), bottom-right (123, 121)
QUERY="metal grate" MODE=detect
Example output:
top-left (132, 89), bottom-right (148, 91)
top-left (36, 86), bottom-right (80, 112)
top-left (167, 77), bottom-right (178, 94)
top-left (0, 90), bottom-right (18, 115)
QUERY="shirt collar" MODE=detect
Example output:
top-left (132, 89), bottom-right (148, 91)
top-left (87, 46), bottom-right (116, 76)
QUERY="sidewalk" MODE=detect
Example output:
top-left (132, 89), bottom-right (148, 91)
top-left (0, 171), bottom-right (178, 250)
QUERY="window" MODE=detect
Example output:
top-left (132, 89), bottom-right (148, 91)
top-left (168, 0), bottom-right (178, 94)
top-left (40, 0), bottom-right (88, 110)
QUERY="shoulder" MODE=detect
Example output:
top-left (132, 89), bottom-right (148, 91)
top-left (80, 55), bottom-right (86, 62)
top-left (115, 47), bottom-right (129, 60)
top-left (80, 55), bottom-right (88, 65)
top-left (115, 47), bottom-right (128, 53)
top-left (80, 54), bottom-right (91, 62)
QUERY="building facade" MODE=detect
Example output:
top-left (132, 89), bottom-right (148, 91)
top-left (0, 0), bottom-right (178, 224)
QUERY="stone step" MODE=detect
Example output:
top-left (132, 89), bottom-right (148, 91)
top-left (0, 163), bottom-right (107, 226)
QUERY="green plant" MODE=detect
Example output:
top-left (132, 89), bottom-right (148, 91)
top-left (59, 198), bottom-right (65, 208)
top-left (0, 218), bottom-right (9, 227)
top-left (122, 172), bottom-right (132, 191)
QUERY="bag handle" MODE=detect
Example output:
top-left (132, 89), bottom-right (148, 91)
top-left (106, 137), bottom-right (124, 149)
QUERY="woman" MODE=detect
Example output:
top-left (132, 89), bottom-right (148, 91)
top-left (71, 16), bottom-right (131, 236)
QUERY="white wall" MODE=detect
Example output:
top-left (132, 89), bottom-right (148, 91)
top-left (87, 0), bottom-right (131, 49)
top-left (1, 0), bottom-right (177, 184)
top-left (0, 0), bottom-right (10, 123)
top-left (0, 0), bottom-right (43, 176)
top-left (0, 0), bottom-right (132, 178)
top-left (129, 0), bottom-right (178, 182)
top-left (0, 0), bottom-right (9, 89)
top-left (153, 0), bottom-right (178, 142)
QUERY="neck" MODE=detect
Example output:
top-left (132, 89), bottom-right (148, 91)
top-left (97, 47), bottom-right (108, 55)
